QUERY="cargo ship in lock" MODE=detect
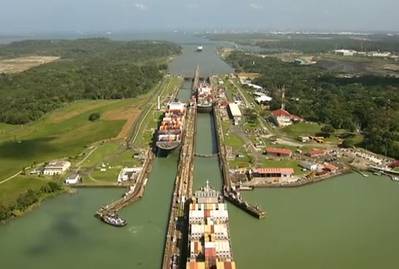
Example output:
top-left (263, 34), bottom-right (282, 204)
top-left (196, 81), bottom-right (213, 113)
top-left (156, 101), bottom-right (187, 155)
top-left (186, 181), bottom-right (237, 269)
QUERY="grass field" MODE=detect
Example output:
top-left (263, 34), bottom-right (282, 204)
top-left (281, 122), bottom-right (322, 137)
top-left (0, 176), bottom-right (52, 206)
top-left (0, 75), bottom-right (182, 207)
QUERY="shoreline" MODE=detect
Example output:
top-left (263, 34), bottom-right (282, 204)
top-left (0, 187), bottom-right (75, 224)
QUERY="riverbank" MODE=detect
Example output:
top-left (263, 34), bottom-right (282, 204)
top-left (0, 184), bottom-right (74, 224)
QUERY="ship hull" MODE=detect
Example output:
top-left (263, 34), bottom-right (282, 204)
top-left (156, 141), bottom-right (181, 156)
top-left (197, 104), bottom-right (213, 113)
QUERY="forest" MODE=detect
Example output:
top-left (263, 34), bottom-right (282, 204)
top-left (0, 38), bottom-right (181, 124)
top-left (226, 51), bottom-right (399, 158)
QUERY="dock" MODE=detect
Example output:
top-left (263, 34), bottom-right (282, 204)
top-left (162, 97), bottom-right (197, 269)
top-left (95, 149), bottom-right (154, 224)
top-left (211, 76), bottom-right (266, 219)
top-left (224, 189), bottom-right (266, 219)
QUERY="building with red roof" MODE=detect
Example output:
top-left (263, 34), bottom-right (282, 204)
top-left (265, 147), bottom-right (292, 157)
top-left (307, 148), bottom-right (328, 158)
top-left (271, 108), bottom-right (303, 127)
top-left (389, 160), bottom-right (399, 169)
top-left (251, 168), bottom-right (294, 178)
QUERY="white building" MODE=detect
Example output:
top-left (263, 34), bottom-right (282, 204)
top-left (255, 95), bottom-right (272, 104)
top-left (65, 173), bottom-right (81, 185)
top-left (299, 161), bottom-right (319, 171)
top-left (334, 49), bottom-right (357, 56)
top-left (117, 167), bottom-right (143, 183)
top-left (228, 103), bottom-right (242, 125)
top-left (43, 161), bottom-right (71, 176)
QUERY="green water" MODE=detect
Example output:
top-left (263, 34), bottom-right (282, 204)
top-left (1, 34), bottom-right (399, 269)
top-left (0, 156), bottom-right (179, 268)
top-left (229, 174), bottom-right (399, 268)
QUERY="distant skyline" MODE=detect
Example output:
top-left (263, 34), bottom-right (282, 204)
top-left (1, 0), bottom-right (399, 35)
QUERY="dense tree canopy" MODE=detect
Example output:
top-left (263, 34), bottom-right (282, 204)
top-left (227, 51), bottom-right (399, 158)
top-left (0, 38), bottom-right (181, 124)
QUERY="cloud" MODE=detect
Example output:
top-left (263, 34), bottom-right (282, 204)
top-left (249, 3), bottom-right (263, 10)
top-left (134, 3), bottom-right (148, 10)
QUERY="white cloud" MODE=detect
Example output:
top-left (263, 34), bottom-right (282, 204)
top-left (134, 3), bottom-right (148, 10)
top-left (249, 3), bottom-right (263, 10)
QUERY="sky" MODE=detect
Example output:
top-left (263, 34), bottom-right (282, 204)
top-left (0, 0), bottom-right (398, 34)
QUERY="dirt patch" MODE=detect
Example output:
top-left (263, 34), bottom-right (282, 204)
top-left (103, 105), bottom-right (141, 139)
top-left (0, 56), bottom-right (59, 73)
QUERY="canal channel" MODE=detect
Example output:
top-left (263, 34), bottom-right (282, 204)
top-left (1, 38), bottom-right (399, 269)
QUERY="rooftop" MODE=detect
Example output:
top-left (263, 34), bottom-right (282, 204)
top-left (265, 147), bottom-right (292, 155)
top-left (253, 168), bottom-right (295, 174)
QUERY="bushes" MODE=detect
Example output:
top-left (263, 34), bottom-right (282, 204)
top-left (0, 181), bottom-right (63, 222)
top-left (88, 112), bottom-right (100, 122)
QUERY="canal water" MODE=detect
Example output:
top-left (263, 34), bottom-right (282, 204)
top-left (1, 34), bottom-right (399, 269)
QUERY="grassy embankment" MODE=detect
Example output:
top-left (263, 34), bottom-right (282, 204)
top-left (0, 75), bottom-right (182, 206)
top-left (79, 75), bottom-right (182, 183)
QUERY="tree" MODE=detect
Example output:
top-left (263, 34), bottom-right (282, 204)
top-left (88, 112), bottom-right (100, 122)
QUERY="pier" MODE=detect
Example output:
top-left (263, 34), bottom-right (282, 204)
top-left (211, 76), bottom-right (266, 219)
top-left (95, 149), bottom-right (154, 223)
top-left (162, 97), bottom-right (197, 269)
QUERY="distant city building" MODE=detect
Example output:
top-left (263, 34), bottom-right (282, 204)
top-left (43, 160), bottom-right (71, 176)
top-left (228, 103), bottom-right (242, 125)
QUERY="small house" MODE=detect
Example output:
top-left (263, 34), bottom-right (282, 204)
top-left (65, 174), bottom-right (81, 185)
top-left (43, 161), bottom-right (71, 176)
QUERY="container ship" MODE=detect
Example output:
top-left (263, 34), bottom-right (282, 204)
top-left (156, 101), bottom-right (186, 154)
top-left (186, 182), bottom-right (237, 269)
top-left (196, 82), bottom-right (213, 113)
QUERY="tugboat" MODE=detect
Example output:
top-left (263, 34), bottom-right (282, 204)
top-left (101, 212), bottom-right (127, 227)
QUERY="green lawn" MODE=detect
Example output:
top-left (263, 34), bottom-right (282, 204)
top-left (0, 176), bottom-right (52, 206)
top-left (0, 100), bottom-right (131, 180)
top-left (282, 122), bottom-right (322, 138)
top-left (225, 132), bottom-right (245, 151)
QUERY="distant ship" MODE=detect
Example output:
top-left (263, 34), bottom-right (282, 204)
top-left (196, 81), bottom-right (213, 113)
top-left (156, 101), bottom-right (186, 154)
top-left (196, 45), bottom-right (203, 52)
top-left (186, 182), bottom-right (237, 269)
